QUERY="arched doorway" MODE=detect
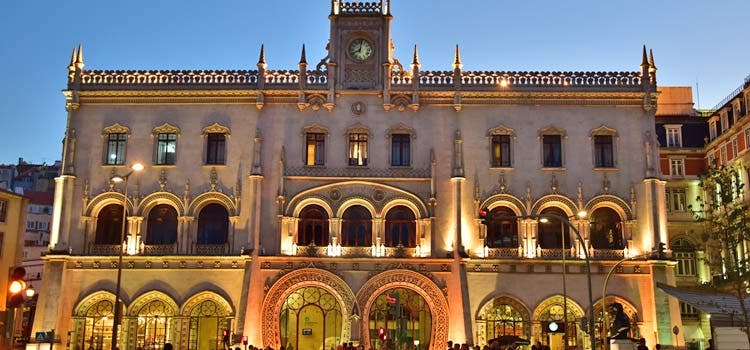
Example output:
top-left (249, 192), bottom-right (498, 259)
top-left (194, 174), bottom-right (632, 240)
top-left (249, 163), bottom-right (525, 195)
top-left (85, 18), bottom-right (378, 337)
top-left (368, 287), bottom-right (431, 350)
top-left (475, 296), bottom-right (530, 346)
top-left (128, 292), bottom-right (178, 349)
top-left (262, 269), bottom-right (356, 350)
top-left (357, 270), bottom-right (449, 350)
top-left (280, 287), bottom-right (343, 350)
top-left (72, 292), bottom-right (119, 350)
top-left (533, 296), bottom-right (584, 350)
top-left (181, 292), bottom-right (234, 350)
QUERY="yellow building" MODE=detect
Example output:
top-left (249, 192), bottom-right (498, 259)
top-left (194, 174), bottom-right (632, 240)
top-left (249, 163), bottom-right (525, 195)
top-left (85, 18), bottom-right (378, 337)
top-left (0, 188), bottom-right (30, 345)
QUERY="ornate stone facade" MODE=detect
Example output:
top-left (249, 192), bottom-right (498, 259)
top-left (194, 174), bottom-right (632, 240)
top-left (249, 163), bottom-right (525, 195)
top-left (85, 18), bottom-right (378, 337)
top-left (32, 1), bottom-right (683, 350)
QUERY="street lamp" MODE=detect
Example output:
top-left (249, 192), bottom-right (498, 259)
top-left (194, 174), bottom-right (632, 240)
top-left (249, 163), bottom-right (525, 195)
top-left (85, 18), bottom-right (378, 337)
top-left (540, 210), bottom-right (587, 350)
top-left (110, 162), bottom-right (143, 350)
top-left (495, 212), bottom-right (596, 350)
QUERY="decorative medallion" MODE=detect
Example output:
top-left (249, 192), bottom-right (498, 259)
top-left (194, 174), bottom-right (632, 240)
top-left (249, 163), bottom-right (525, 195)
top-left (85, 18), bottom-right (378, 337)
top-left (330, 189), bottom-right (341, 201)
top-left (373, 189), bottom-right (385, 202)
top-left (351, 101), bottom-right (366, 116)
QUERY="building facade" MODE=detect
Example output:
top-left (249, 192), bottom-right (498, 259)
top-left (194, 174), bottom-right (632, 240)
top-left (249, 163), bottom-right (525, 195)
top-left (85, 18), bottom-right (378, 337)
top-left (0, 188), bottom-right (31, 347)
top-left (32, 2), bottom-right (683, 349)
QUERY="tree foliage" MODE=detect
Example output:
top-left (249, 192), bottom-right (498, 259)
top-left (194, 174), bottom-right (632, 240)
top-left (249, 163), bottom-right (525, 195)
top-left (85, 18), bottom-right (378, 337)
top-left (691, 163), bottom-right (750, 340)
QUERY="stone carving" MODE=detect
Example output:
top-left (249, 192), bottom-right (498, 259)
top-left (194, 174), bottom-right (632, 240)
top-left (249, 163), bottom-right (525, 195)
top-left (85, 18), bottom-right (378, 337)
top-left (159, 170), bottom-right (167, 191)
top-left (498, 173), bottom-right (507, 194)
top-left (550, 175), bottom-right (558, 194)
top-left (602, 173), bottom-right (611, 194)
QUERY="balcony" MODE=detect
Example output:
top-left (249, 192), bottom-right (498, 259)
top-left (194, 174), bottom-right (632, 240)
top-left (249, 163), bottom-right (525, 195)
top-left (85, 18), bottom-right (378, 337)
top-left (85, 243), bottom-right (229, 256)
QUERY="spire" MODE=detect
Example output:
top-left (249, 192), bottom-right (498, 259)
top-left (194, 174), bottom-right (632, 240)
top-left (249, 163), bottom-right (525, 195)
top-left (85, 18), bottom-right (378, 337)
top-left (640, 45), bottom-right (648, 69)
top-left (257, 44), bottom-right (267, 68)
top-left (411, 44), bottom-right (420, 68)
top-left (452, 44), bottom-right (462, 70)
top-left (69, 46), bottom-right (78, 68)
top-left (299, 44), bottom-right (307, 65)
top-left (75, 44), bottom-right (84, 69)
top-left (648, 49), bottom-right (657, 71)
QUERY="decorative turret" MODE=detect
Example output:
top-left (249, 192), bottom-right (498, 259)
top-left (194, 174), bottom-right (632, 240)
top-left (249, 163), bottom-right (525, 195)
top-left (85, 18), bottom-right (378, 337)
top-left (298, 44), bottom-right (308, 107)
top-left (75, 44), bottom-right (84, 70)
top-left (640, 45), bottom-right (649, 81)
top-left (411, 44), bottom-right (421, 70)
top-left (452, 44), bottom-right (462, 70)
top-left (648, 49), bottom-right (657, 85)
top-left (257, 44), bottom-right (267, 109)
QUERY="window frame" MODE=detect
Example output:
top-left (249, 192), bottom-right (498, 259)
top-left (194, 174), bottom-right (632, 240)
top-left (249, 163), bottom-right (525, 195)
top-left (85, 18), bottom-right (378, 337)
top-left (593, 135), bottom-right (615, 168)
top-left (488, 124), bottom-right (516, 169)
top-left (666, 187), bottom-right (687, 212)
top-left (669, 158), bottom-right (685, 177)
top-left (664, 124), bottom-right (683, 148)
top-left (348, 132), bottom-right (369, 166)
top-left (101, 123), bottom-right (131, 166)
top-left (205, 133), bottom-right (227, 165)
top-left (302, 124), bottom-right (329, 167)
top-left (390, 133), bottom-right (412, 167)
top-left (0, 199), bottom-right (7, 223)
top-left (104, 132), bottom-right (128, 165)
top-left (155, 132), bottom-right (178, 166)
top-left (542, 134), bottom-right (563, 168)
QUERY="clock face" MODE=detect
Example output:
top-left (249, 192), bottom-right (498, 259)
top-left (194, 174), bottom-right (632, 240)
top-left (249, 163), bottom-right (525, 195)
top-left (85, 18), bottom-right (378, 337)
top-left (348, 39), bottom-right (373, 61)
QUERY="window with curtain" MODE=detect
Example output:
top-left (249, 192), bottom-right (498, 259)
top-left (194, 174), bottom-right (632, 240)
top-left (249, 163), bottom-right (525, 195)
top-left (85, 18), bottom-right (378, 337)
top-left (348, 133), bottom-right (368, 166)
top-left (542, 135), bottom-right (562, 167)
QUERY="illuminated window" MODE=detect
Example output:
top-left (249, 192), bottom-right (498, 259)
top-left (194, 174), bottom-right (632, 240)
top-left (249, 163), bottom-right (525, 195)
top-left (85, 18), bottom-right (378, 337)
top-left (485, 207), bottom-right (518, 248)
top-left (348, 133), bottom-right (368, 166)
top-left (670, 158), bottom-right (684, 177)
top-left (589, 207), bottom-right (623, 249)
top-left (305, 133), bottom-right (325, 166)
top-left (680, 302), bottom-right (699, 319)
top-left (105, 133), bottom-right (127, 165)
top-left (156, 133), bottom-right (177, 165)
top-left (490, 135), bottom-right (512, 167)
top-left (672, 239), bottom-right (696, 276)
top-left (665, 188), bottom-right (686, 212)
top-left (205, 133), bottom-right (226, 165)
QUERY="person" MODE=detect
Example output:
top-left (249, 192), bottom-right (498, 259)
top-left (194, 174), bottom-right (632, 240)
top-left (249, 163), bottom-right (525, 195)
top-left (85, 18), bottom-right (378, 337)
top-left (636, 338), bottom-right (648, 350)
top-left (705, 339), bottom-right (714, 350)
top-left (163, 344), bottom-right (173, 350)
top-left (654, 345), bottom-right (661, 350)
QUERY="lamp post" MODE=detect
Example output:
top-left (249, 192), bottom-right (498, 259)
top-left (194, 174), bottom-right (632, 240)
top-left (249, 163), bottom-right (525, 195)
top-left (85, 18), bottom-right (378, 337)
top-left (493, 213), bottom-right (595, 350)
top-left (110, 163), bottom-right (143, 350)
top-left (540, 210), bottom-right (587, 350)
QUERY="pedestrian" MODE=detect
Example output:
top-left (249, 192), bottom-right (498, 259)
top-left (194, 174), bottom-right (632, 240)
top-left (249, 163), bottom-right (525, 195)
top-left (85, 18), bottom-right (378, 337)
top-left (636, 338), bottom-right (648, 350)
top-left (163, 343), bottom-right (173, 350)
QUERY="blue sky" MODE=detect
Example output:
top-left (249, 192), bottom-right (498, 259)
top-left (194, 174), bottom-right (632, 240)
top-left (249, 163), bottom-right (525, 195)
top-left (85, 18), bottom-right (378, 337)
top-left (1, 0), bottom-right (748, 164)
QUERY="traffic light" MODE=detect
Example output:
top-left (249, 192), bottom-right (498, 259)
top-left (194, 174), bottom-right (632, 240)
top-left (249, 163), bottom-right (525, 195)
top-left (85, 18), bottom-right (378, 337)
top-left (479, 208), bottom-right (490, 226)
top-left (378, 327), bottom-right (386, 341)
top-left (7, 267), bottom-right (26, 308)
top-left (242, 336), bottom-right (248, 346)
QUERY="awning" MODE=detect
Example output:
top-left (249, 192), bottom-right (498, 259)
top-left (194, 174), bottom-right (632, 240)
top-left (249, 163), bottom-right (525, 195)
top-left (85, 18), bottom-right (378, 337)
top-left (657, 283), bottom-right (750, 324)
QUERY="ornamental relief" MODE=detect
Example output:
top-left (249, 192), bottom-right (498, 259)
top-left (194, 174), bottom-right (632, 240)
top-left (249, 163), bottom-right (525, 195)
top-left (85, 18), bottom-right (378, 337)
top-left (152, 122), bottom-right (180, 135)
top-left (202, 122), bottom-right (230, 135)
top-left (102, 122), bottom-right (130, 136)
top-left (286, 182), bottom-right (429, 218)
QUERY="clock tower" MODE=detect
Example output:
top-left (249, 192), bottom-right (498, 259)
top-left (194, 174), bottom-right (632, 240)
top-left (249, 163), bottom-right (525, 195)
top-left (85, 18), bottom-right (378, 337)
top-left (328, 0), bottom-right (392, 90)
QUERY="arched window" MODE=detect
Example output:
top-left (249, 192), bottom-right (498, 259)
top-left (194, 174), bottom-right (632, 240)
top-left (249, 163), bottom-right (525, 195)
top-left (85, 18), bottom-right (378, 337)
top-left (538, 207), bottom-right (571, 249)
top-left (385, 206), bottom-right (416, 247)
top-left (589, 207), bottom-right (623, 249)
top-left (297, 205), bottom-right (329, 246)
top-left (95, 204), bottom-right (124, 244)
top-left (341, 205), bottom-right (372, 247)
top-left (197, 204), bottom-right (229, 245)
top-left (486, 207), bottom-right (518, 248)
top-left (146, 204), bottom-right (178, 245)
top-left (476, 301), bottom-right (526, 343)
top-left (135, 299), bottom-right (175, 349)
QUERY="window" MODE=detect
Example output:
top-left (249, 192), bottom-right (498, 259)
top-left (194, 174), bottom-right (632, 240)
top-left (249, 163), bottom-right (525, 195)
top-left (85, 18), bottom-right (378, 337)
top-left (341, 205), bottom-right (372, 247)
top-left (594, 135), bottom-right (614, 168)
top-left (306, 133), bottom-right (325, 166)
top-left (384, 205), bottom-right (416, 247)
top-left (485, 207), bottom-right (518, 248)
top-left (205, 133), bottom-right (226, 165)
top-left (732, 137), bottom-right (739, 159)
top-left (491, 135), bottom-right (512, 167)
top-left (708, 154), bottom-right (716, 167)
top-left (538, 207), bottom-right (571, 249)
top-left (670, 158), bottom-right (684, 177)
top-left (720, 146), bottom-right (727, 164)
top-left (297, 205), bottom-right (329, 246)
top-left (665, 126), bottom-right (682, 147)
top-left (680, 302), bottom-right (699, 319)
top-left (666, 188), bottom-right (686, 212)
top-left (348, 133), bottom-right (368, 166)
top-left (0, 199), bottom-right (6, 222)
top-left (709, 122), bottom-right (717, 140)
top-left (589, 207), bottom-right (623, 249)
top-left (95, 204), bottom-right (124, 244)
top-left (38, 222), bottom-right (48, 231)
top-left (675, 252), bottom-right (696, 276)
top-left (146, 204), bottom-right (178, 245)
top-left (721, 113), bottom-right (729, 133)
top-left (26, 221), bottom-right (35, 230)
top-left (156, 133), bottom-right (177, 165)
top-left (728, 107), bottom-right (735, 128)
top-left (0, 232), bottom-right (4, 257)
top-left (105, 133), bottom-right (127, 165)
top-left (746, 128), bottom-right (750, 152)
top-left (197, 204), bottom-right (229, 245)
top-left (542, 135), bottom-right (562, 167)
top-left (391, 134), bottom-right (411, 166)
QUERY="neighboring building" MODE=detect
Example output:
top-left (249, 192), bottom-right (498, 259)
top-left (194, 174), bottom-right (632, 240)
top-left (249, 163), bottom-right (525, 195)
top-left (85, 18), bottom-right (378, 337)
top-left (654, 87), bottom-right (711, 349)
top-left (0, 188), bottom-right (30, 347)
top-left (704, 75), bottom-right (750, 176)
top-left (33, 2), bottom-right (682, 350)
top-left (0, 159), bottom-right (61, 194)
top-left (21, 190), bottom-right (54, 287)
top-left (0, 165), bottom-right (15, 191)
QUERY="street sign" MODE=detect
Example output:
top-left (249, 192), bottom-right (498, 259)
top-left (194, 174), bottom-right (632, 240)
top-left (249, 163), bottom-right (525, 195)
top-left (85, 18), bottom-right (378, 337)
top-left (35, 332), bottom-right (46, 342)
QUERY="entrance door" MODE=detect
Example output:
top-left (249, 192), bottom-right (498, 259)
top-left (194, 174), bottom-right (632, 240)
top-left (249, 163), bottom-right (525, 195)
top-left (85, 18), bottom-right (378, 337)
top-left (368, 288), bottom-right (432, 350)
top-left (280, 287), bottom-right (343, 350)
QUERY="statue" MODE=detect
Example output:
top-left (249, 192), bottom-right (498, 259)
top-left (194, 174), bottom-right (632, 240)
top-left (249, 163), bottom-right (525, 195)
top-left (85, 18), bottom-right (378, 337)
top-left (608, 302), bottom-right (631, 339)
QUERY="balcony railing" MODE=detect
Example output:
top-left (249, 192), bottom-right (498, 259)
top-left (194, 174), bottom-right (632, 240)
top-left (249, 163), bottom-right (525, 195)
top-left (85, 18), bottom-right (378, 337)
top-left (192, 243), bottom-right (230, 255)
top-left (86, 243), bottom-right (230, 256)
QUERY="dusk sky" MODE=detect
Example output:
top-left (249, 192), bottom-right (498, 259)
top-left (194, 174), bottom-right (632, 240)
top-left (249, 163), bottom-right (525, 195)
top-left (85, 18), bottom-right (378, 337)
top-left (1, 0), bottom-right (748, 164)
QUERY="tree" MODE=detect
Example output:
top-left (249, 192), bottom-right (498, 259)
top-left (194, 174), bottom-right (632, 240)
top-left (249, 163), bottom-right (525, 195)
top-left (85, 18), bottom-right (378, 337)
top-left (691, 163), bottom-right (750, 345)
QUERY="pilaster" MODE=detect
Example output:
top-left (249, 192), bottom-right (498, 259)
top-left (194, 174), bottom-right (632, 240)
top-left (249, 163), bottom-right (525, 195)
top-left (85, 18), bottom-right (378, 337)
top-left (50, 175), bottom-right (76, 252)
